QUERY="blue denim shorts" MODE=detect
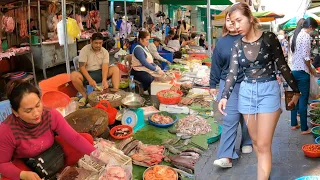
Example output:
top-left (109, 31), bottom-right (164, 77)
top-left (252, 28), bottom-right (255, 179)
top-left (238, 80), bottom-right (281, 114)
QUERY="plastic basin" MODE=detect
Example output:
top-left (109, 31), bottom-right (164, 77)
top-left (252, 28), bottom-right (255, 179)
top-left (315, 136), bottom-right (320, 144)
top-left (207, 125), bottom-right (223, 144)
top-left (110, 125), bottom-right (133, 140)
top-left (296, 176), bottom-right (320, 180)
top-left (311, 126), bottom-right (320, 139)
top-left (148, 112), bottom-right (178, 128)
top-left (302, 144), bottom-right (320, 158)
top-left (42, 91), bottom-right (70, 108)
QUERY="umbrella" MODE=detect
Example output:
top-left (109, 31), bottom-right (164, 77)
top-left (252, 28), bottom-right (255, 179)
top-left (282, 13), bottom-right (320, 30)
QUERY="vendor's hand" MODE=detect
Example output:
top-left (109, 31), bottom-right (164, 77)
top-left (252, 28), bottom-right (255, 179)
top-left (288, 94), bottom-right (300, 108)
top-left (276, 75), bottom-right (281, 84)
top-left (89, 79), bottom-right (97, 87)
top-left (218, 98), bottom-right (228, 116)
top-left (20, 171), bottom-right (42, 180)
top-left (102, 80), bottom-right (109, 89)
top-left (158, 70), bottom-right (165, 75)
top-left (311, 69), bottom-right (317, 76)
top-left (209, 89), bottom-right (219, 96)
top-left (166, 60), bottom-right (171, 65)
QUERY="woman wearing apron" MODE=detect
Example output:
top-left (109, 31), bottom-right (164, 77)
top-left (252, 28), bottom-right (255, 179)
top-left (130, 31), bottom-right (165, 92)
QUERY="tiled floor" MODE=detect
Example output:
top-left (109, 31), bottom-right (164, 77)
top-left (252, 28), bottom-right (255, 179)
top-left (195, 102), bottom-right (320, 180)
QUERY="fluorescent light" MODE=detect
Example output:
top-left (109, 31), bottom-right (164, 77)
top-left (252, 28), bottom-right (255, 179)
top-left (80, 5), bottom-right (86, 12)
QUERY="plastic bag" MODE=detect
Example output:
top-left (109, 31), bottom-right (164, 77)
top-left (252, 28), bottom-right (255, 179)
top-left (98, 159), bottom-right (132, 180)
top-left (309, 75), bottom-right (320, 100)
top-left (67, 18), bottom-right (81, 39)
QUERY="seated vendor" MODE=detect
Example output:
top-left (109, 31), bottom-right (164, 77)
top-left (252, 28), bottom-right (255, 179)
top-left (165, 35), bottom-right (189, 59)
top-left (71, 33), bottom-right (120, 105)
top-left (147, 37), bottom-right (171, 66)
top-left (131, 31), bottom-right (165, 93)
top-left (164, 30), bottom-right (174, 45)
top-left (189, 32), bottom-right (199, 46)
top-left (0, 81), bottom-right (96, 180)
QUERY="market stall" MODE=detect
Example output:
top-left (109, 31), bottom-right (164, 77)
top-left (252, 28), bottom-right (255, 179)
top-left (38, 49), bottom-right (219, 180)
top-left (0, 0), bottom-right (38, 85)
top-left (282, 13), bottom-right (320, 30)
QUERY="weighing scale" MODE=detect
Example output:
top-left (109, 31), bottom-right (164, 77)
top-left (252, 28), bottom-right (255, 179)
top-left (121, 108), bottom-right (145, 133)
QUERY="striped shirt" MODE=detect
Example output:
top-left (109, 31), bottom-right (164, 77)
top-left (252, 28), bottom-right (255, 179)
top-left (0, 108), bottom-right (95, 180)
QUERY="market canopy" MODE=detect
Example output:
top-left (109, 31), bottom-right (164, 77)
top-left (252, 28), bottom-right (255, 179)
top-left (212, 10), bottom-right (284, 26)
top-left (159, 0), bottom-right (232, 5)
top-left (282, 13), bottom-right (320, 30)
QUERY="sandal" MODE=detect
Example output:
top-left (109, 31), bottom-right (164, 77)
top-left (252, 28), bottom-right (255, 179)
top-left (78, 97), bottom-right (87, 107)
top-left (291, 125), bottom-right (300, 130)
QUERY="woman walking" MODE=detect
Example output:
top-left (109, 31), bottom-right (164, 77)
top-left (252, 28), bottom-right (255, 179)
top-left (290, 17), bottom-right (318, 134)
top-left (218, 3), bottom-right (300, 180)
top-left (210, 10), bottom-right (252, 168)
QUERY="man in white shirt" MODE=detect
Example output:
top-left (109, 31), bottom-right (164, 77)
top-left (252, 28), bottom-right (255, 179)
top-left (148, 37), bottom-right (171, 65)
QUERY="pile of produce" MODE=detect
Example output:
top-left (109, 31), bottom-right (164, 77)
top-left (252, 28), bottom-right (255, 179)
top-left (158, 90), bottom-right (181, 98)
top-left (166, 148), bottom-right (202, 173)
top-left (310, 109), bottom-right (320, 124)
top-left (97, 93), bottom-right (122, 101)
top-left (144, 165), bottom-right (177, 180)
top-left (180, 83), bottom-right (192, 96)
top-left (178, 97), bottom-right (194, 106)
top-left (130, 143), bottom-right (165, 167)
top-left (303, 144), bottom-right (320, 152)
top-left (176, 115), bottom-right (211, 135)
top-left (194, 76), bottom-right (209, 87)
top-left (99, 166), bottom-right (127, 180)
top-left (192, 96), bottom-right (211, 108)
top-left (113, 127), bottom-right (131, 138)
top-left (150, 113), bottom-right (174, 124)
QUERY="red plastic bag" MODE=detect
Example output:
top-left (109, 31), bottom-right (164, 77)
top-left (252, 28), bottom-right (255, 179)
top-left (94, 100), bottom-right (117, 125)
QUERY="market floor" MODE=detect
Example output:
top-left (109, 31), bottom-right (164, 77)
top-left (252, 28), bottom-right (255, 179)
top-left (195, 102), bottom-right (320, 180)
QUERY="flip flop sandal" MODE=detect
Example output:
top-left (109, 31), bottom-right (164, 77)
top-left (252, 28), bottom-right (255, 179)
top-left (78, 97), bottom-right (87, 107)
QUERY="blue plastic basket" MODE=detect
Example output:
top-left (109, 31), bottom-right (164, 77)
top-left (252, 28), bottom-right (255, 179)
top-left (148, 112), bottom-right (178, 128)
top-left (158, 51), bottom-right (173, 70)
top-left (0, 100), bottom-right (11, 122)
top-left (315, 136), bottom-right (320, 144)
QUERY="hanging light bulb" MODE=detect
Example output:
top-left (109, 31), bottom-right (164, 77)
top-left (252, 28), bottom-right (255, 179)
top-left (80, 5), bottom-right (86, 12)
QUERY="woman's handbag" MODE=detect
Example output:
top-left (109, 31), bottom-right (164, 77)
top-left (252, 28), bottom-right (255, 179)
top-left (285, 91), bottom-right (296, 111)
top-left (23, 141), bottom-right (65, 179)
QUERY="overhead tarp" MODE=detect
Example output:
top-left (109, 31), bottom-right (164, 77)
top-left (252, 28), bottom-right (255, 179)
top-left (108, 0), bottom-right (143, 2)
top-left (282, 13), bottom-right (320, 30)
top-left (159, 0), bottom-right (232, 5)
top-left (212, 10), bottom-right (284, 26)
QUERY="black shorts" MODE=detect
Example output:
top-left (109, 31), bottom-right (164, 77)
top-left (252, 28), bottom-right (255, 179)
top-left (83, 69), bottom-right (103, 86)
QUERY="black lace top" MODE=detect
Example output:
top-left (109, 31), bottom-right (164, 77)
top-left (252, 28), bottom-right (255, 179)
top-left (222, 32), bottom-right (300, 99)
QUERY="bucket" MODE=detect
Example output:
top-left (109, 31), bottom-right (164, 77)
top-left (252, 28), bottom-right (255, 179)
top-left (42, 91), bottom-right (71, 108)
top-left (31, 35), bottom-right (39, 45)
top-left (2, 40), bottom-right (8, 51)
top-left (94, 100), bottom-right (117, 125)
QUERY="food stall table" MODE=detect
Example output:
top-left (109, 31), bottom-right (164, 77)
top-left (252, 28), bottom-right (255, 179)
top-left (31, 42), bottom-right (77, 79)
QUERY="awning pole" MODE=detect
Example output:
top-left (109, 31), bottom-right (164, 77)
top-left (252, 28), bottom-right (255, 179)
top-left (110, 1), bottom-right (114, 35)
top-left (124, 0), bottom-right (127, 38)
top-left (207, 0), bottom-right (212, 58)
top-left (62, 0), bottom-right (70, 74)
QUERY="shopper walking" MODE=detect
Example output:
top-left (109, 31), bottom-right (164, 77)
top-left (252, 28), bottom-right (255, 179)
top-left (290, 17), bottom-right (318, 134)
top-left (218, 3), bottom-right (300, 180)
top-left (210, 10), bottom-right (252, 168)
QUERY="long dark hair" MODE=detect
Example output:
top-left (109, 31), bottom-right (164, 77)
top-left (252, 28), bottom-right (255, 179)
top-left (6, 80), bottom-right (40, 111)
top-left (182, 20), bottom-right (187, 30)
top-left (291, 17), bottom-right (318, 53)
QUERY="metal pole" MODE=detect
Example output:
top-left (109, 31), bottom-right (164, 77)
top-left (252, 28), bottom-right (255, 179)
top-left (110, 1), bottom-right (114, 35)
top-left (124, 0), bottom-right (127, 38)
top-left (28, 0), bottom-right (37, 85)
top-left (62, 0), bottom-right (70, 74)
top-left (37, 0), bottom-right (42, 45)
top-left (73, 3), bottom-right (76, 18)
top-left (207, 0), bottom-right (212, 58)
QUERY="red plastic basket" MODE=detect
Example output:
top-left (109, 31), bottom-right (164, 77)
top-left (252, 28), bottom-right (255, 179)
top-left (42, 91), bottom-right (70, 108)
top-left (117, 63), bottom-right (130, 73)
top-left (110, 125), bottom-right (133, 140)
top-left (94, 100), bottom-right (118, 125)
top-left (157, 90), bottom-right (183, 105)
top-left (302, 144), bottom-right (320, 158)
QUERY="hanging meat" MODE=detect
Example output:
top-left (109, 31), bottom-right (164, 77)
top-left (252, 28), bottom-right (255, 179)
top-left (47, 14), bottom-right (59, 32)
top-left (17, 7), bottom-right (28, 38)
top-left (48, 3), bottom-right (57, 14)
top-left (2, 16), bottom-right (15, 33)
top-left (5, 4), bottom-right (14, 17)
top-left (86, 10), bottom-right (101, 30)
